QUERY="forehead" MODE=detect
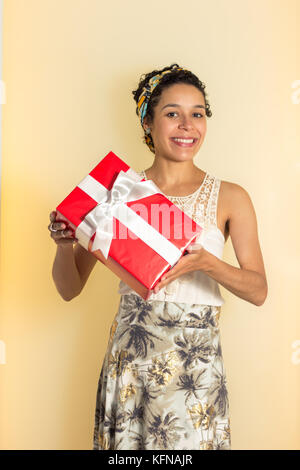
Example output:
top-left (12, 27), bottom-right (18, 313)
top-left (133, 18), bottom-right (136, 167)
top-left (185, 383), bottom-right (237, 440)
top-left (159, 83), bottom-right (205, 105)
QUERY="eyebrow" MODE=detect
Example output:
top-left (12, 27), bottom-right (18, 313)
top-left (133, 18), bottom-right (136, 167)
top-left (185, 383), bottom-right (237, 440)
top-left (161, 103), bottom-right (206, 110)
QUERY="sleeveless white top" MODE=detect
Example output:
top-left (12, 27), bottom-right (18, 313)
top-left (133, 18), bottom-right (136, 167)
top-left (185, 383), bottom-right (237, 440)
top-left (117, 169), bottom-right (226, 306)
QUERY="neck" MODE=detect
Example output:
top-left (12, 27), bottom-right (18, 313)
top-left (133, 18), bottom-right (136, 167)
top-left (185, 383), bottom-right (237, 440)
top-left (145, 159), bottom-right (203, 186)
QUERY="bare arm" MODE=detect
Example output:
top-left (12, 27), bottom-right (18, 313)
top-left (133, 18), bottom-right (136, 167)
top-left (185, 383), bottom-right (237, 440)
top-left (52, 243), bottom-right (98, 301)
top-left (50, 211), bottom-right (97, 301)
top-left (204, 183), bottom-right (268, 306)
top-left (73, 243), bottom-right (98, 294)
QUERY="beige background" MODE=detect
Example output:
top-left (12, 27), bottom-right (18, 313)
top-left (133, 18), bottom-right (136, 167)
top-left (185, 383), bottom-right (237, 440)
top-left (1, 0), bottom-right (300, 450)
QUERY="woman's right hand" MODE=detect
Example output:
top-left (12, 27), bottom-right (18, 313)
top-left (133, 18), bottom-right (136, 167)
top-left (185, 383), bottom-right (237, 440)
top-left (48, 211), bottom-right (78, 245)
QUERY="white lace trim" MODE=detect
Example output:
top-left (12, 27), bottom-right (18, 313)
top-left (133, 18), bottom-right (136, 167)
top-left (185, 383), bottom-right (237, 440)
top-left (139, 169), bottom-right (221, 229)
top-left (207, 177), bottom-right (221, 227)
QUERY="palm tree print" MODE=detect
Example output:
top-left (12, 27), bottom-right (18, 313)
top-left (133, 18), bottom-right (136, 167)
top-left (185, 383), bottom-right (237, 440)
top-left (120, 295), bottom-right (153, 324)
top-left (214, 437), bottom-right (230, 450)
top-left (127, 429), bottom-right (151, 450)
top-left (154, 301), bottom-right (187, 328)
top-left (154, 302), bottom-right (218, 330)
top-left (209, 360), bottom-right (230, 418)
top-left (119, 383), bottom-right (137, 404)
top-left (176, 370), bottom-right (209, 404)
top-left (94, 400), bottom-right (106, 428)
top-left (117, 350), bottom-right (138, 375)
top-left (222, 422), bottom-right (231, 442)
top-left (156, 310), bottom-right (186, 328)
top-left (174, 329), bottom-right (213, 369)
top-left (102, 403), bottom-right (127, 437)
top-left (107, 349), bottom-right (139, 380)
top-left (146, 350), bottom-right (180, 387)
top-left (187, 401), bottom-right (216, 430)
top-left (147, 409), bottom-right (185, 449)
top-left (199, 440), bottom-right (214, 450)
top-left (185, 306), bottom-right (219, 329)
top-left (97, 431), bottom-right (110, 450)
top-left (125, 403), bottom-right (144, 425)
top-left (210, 418), bottom-right (231, 449)
top-left (93, 295), bottom-right (231, 450)
top-left (107, 351), bottom-right (121, 380)
top-left (108, 318), bottom-right (118, 343)
top-left (136, 375), bottom-right (163, 405)
top-left (211, 337), bottom-right (223, 360)
top-left (118, 323), bottom-right (163, 359)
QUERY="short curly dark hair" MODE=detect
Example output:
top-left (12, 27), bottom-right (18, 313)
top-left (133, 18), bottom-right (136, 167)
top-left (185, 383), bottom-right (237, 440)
top-left (132, 63), bottom-right (212, 153)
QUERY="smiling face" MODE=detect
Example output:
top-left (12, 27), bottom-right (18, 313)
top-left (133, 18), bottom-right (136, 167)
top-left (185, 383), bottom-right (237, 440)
top-left (143, 83), bottom-right (207, 161)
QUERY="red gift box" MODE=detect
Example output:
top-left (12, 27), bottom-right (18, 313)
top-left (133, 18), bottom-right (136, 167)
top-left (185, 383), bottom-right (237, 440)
top-left (56, 151), bottom-right (203, 300)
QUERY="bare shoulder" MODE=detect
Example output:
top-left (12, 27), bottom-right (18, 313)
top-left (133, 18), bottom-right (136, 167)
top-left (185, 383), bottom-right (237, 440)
top-left (216, 178), bottom-right (258, 243)
top-left (218, 179), bottom-right (254, 218)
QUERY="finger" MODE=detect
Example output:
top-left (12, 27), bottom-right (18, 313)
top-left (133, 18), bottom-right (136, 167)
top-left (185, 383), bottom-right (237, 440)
top-left (50, 229), bottom-right (63, 239)
top-left (50, 211), bottom-right (57, 222)
top-left (49, 211), bottom-right (68, 231)
top-left (48, 221), bottom-right (67, 232)
top-left (52, 231), bottom-right (78, 244)
top-left (160, 268), bottom-right (176, 283)
top-left (55, 221), bottom-right (67, 230)
top-left (157, 273), bottom-right (175, 289)
top-left (60, 229), bottom-right (75, 238)
top-left (155, 276), bottom-right (175, 292)
top-left (51, 228), bottom-right (68, 239)
top-left (187, 243), bottom-right (203, 252)
top-left (160, 275), bottom-right (175, 286)
top-left (162, 264), bottom-right (182, 279)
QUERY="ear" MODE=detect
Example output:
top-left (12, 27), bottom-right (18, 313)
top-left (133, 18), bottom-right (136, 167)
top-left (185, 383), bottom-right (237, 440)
top-left (142, 120), bottom-right (149, 133)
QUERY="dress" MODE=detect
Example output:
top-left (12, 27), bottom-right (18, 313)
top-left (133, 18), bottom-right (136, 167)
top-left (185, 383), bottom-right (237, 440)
top-left (92, 170), bottom-right (231, 450)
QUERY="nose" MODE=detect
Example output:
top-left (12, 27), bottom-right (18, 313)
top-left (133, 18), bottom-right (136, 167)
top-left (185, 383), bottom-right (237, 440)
top-left (178, 115), bottom-right (194, 130)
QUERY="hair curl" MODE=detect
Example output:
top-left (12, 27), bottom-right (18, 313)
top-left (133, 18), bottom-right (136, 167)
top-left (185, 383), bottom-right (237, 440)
top-left (132, 63), bottom-right (212, 153)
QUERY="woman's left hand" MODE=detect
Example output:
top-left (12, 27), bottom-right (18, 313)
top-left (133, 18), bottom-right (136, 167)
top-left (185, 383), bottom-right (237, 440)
top-left (153, 243), bottom-right (211, 293)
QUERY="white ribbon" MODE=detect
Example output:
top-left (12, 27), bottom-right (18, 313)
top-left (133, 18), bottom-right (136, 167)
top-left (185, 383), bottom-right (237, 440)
top-left (75, 169), bottom-right (182, 266)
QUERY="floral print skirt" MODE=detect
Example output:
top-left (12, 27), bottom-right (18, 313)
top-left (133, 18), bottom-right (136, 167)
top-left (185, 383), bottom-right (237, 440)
top-left (93, 293), bottom-right (231, 450)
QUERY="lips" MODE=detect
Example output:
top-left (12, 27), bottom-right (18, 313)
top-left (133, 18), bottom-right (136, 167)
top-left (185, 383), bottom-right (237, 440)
top-left (171, 137), bottom-right (197, 141)
top-left (170, 137), bottom-right (198, 146)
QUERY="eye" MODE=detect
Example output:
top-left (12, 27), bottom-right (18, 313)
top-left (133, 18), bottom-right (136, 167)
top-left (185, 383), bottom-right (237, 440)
top-left (166, 112), bottom-right (204, 118)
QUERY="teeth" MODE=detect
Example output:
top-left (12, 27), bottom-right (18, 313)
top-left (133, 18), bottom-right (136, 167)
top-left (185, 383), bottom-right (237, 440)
top-left (173, 138), bottom-right (194, 143)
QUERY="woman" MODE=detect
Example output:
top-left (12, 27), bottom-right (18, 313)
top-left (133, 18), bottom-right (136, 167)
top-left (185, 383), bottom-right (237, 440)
top-left (48, 64), bottom-right (268, 450)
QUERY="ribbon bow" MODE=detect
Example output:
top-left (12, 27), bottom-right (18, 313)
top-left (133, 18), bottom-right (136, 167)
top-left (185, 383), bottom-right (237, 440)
top-left (81, 170), bottom-right (160, 258)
